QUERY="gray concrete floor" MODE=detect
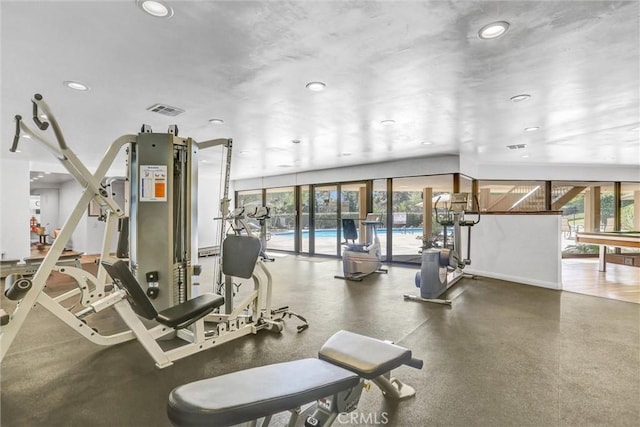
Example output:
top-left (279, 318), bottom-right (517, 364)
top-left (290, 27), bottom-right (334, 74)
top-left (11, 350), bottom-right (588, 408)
top-left (1, 255), bottom-right (639, 426)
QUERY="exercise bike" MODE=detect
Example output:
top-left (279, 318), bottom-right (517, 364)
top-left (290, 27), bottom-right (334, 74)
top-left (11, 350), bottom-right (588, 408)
top-left (335, 213), bottom-right (387, 282)
top-left (404, 193), bottom-right (480, 305)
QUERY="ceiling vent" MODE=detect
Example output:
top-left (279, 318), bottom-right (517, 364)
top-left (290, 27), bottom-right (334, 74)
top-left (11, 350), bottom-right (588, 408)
top-left (506, 144), bottom-right (526, 150)
top-left (146, 103), bottom-right (185, 116)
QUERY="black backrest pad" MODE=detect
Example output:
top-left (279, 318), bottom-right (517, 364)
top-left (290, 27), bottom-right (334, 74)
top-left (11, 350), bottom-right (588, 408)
top-left (222, 235), bottom-right (261, 279)
top-left (101, 260), bottom-right (158, 320)
top-left (342, 219), bottom-right (358, 241)
top-left (318, 330), bottom-right (412, 379)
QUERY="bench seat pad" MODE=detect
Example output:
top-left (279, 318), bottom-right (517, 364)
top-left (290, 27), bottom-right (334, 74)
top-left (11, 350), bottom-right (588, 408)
top-left (157, 293), bottom-right (225, 328)
top-left (318, 330), bottom-right (412, 379)
top-left (167, 358), bottom-right (359, 426)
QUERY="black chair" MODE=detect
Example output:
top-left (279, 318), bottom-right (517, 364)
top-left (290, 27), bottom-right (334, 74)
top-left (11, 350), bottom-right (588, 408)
top-left (102, 260), bottom-right (224, 329)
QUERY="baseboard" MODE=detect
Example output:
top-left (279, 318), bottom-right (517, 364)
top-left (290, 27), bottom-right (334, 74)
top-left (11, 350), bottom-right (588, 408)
top-left (464, 268), bottom-right (562, 290)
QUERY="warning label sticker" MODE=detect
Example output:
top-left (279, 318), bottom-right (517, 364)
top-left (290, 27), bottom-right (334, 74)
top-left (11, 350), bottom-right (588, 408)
top-left (140, 165), bottom-right (167, 202)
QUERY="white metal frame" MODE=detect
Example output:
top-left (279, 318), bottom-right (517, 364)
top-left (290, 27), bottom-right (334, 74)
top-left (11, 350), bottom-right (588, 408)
top-left (1, 94), bottom-right (278, 368)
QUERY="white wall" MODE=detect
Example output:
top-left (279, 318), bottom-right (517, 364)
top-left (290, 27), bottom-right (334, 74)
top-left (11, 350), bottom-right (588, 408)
top-left (233, 155), bottom-right (460, 190)
top-left (463, 214), bottom-right (562, 289)
top-left (461, 158), bottom-right (640, 182)
top-left (197, 173), bottom-right (224, 248)
top-left (31, 188), bottom-right (60, 234)
top-left (58, 180), bottom-right (84, 251)
top-left (0, 158), bottom-right (31, 259)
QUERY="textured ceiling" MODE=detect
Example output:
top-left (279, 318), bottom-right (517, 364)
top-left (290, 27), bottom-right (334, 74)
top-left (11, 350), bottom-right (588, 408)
top-left (2, 1), bottom-right (639, 181)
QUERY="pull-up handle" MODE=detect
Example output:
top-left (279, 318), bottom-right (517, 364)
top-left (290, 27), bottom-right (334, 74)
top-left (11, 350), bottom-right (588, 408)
top-left (32, 93), bottom-right (68, 150)
top-left (32, 94), bottom-right (50, 131)
top-left (10, 115), bottom-right (22, 152)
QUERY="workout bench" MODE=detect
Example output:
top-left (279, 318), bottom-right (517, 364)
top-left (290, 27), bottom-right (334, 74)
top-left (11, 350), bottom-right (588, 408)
top-left (167, 330), bottom-right (423, 426)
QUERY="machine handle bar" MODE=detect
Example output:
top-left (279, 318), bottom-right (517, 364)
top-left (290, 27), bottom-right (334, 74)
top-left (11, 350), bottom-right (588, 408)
top-left (406, 357), bottom-right (424, 370)
top-left (10, 115), bottom-right (22, 152)
top-left (31, 94), bottom-right (50, 131)
top-left (32, 93), bottom-right (68, 150)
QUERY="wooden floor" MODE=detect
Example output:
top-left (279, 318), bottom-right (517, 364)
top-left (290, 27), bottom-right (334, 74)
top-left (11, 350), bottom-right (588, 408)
top-left (562, 258), bottom-right (640, 304)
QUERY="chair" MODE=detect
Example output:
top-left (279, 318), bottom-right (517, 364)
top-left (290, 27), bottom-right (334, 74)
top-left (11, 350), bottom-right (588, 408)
top-left (101, 260), bottom-right (224, 329)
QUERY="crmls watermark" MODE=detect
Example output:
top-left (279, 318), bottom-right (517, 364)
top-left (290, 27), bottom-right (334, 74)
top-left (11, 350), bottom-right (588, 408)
top-left (337, 411), bottom-right (389, 425)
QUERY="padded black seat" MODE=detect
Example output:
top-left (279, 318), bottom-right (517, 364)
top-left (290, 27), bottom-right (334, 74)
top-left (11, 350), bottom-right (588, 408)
top-left (167, 358), bottom-right (359, 426)
top-left (102, 260), bottom-right (224, 329)
top-left (318, 330), bottom-right (412, 379)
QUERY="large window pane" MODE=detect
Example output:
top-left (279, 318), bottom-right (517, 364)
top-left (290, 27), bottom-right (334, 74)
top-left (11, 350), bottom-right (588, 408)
top-left (372, 179), bottom-right (388, 261)
top-left (266, 187), bottom-right (295, 251)
top-left (621, 182), bottom-right (640, 231)
top-left (340, 182), bottom-right (366, 243)
top-left (314, 185), bottom-right (339, 256)
top-left (300, 186), bottom-right (310, 253)
top-left (237, 189), bottom-right (262, 208)
top-left (477, 180), bottom-right (546, 212)
top-left (392, 175), bottom-right (453, 263)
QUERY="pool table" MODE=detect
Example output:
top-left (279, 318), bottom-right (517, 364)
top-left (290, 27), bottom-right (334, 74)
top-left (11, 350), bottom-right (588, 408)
top-left (576, 231), bottom-right (640, 272)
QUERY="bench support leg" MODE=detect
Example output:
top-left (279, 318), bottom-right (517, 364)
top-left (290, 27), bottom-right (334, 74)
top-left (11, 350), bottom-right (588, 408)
top-left (372, 373), bottom-right (416, 401)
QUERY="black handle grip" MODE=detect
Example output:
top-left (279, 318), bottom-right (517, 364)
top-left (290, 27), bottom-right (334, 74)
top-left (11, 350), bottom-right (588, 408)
top-left (406, 357), bottom-right (424, 370)
top-left (10, 115), bottom-right (22, 152)
top-left (32, 94), bottom-right (49, 131)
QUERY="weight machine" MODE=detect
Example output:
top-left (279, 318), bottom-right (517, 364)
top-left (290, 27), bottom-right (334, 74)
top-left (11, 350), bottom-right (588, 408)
top-left (404, 193), bottom-right (480, 305)
top-left (214, 206), bottom-right (308, 332)
top-left (0, 93), bottom-right (300, 367)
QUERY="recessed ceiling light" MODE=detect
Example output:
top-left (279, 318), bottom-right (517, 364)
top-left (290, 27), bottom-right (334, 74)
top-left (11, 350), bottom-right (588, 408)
top-left (478, 21), bottom-right (510, 39)
top-left (524, 126), bottom-right (540, 132)
top-left (239, 150), bottom-right (252, 155)
top-left (45, 171), bottom-right (51, 174)
top-left (291, 139), bottom-right (301, 144)
top-left (631, 126), bottom-right (639, 132)
top-left (136, 0), bottom-right (173, 18)
top-left (208, 118), bottom-right (224, 124)
top-left (421, 141), bottom-right (433, 145)
top-left (380, 119), bottom-right (396, 126)
top-left (38, 174), bottom-right (44, 178)
top-left (15, 150), bottom-right (22, 153)
top-left (521, 154), bottom-right (529, 158)
top-left (63, 80), bottom-right (90, 91)
top-left (342, 152), bottom-right (352, 156)
top-left (510, 94), bottom-right (531, 103)
top-left (305, 82), bottom-right (326, 92)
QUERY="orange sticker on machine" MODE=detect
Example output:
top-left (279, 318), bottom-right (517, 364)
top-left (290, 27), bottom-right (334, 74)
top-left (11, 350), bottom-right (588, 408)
top-left (155, 181), bottom-right (166, 198)
top-left (140, 165), bottom-right (168, 202)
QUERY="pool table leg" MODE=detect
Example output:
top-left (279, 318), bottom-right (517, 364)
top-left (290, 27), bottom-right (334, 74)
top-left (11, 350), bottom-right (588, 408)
top-left (598, 245), bottom-right (607, 272)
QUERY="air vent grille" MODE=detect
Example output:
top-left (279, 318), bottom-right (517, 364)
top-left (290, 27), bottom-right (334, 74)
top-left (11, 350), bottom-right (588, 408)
top-left (506, 144), bottom-right (527, 150)
top-left (146, 103), bottom-right (185, 116)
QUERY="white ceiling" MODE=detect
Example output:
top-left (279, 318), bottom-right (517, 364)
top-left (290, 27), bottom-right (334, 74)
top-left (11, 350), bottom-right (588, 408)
top-left (2, 1), bottom-right (639, 182)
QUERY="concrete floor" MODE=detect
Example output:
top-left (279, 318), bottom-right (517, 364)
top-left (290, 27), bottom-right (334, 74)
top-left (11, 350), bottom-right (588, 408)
top-left (1, 255), bottom-right (639, 426)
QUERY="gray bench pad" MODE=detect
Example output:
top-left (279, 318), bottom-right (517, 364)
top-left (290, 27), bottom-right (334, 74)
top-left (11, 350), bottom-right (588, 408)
top-left (318, 330), bottom-right (412, 379)
top-left (167, 358), bottom-right (359, 426)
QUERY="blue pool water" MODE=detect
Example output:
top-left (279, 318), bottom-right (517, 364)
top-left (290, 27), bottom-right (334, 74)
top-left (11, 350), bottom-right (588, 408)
top-left (275, 228), bottom-right (422, 237)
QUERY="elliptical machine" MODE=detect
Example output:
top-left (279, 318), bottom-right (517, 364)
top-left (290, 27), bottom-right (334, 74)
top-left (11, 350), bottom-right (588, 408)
top-left (404, 193), bottom-right (480, 305)
top-left (335, 213), bottom-right (387, 282)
